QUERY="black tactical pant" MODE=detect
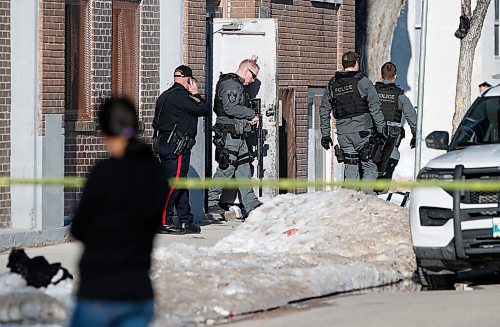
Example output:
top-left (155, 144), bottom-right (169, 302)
top-left (158, 141), bottom-right (193, 226)
top-left (380, 158), bottom-right (399, 180)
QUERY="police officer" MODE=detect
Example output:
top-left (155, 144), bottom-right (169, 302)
top-left (319, 51), bottom-right (385, 193)
top-left (375, 62), bottom-right (417, 182)
top-left (207, 58), bottom-right (262, 217)
top-left (479, 81), bottom-right (492, 94)
top-left (153, 65), bottom-right (209, 234)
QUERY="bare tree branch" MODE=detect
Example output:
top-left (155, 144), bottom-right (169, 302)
top-left (453, 0), bottom-right (491, 132)
top-left (461, 0), bottom-right (472, 17)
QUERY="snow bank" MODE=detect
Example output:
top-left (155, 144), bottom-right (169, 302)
top-left (0, 273), bottom-right (73, 325)
top-left (0, 189), bottom-right (415, 326)
top-left (152, 189), bottom-right (415, 326)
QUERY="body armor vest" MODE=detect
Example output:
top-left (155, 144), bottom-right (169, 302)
top-left (329, 71), bottom-right (370, 119)
top-left (213, 73), bottom-right (250, 117)
top-left (374, 82), bottom-right (404, 123)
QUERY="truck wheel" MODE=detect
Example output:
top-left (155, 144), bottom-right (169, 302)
top-left (418, 266), bottom-right (456, 290)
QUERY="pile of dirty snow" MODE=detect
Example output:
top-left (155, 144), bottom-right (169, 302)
top-left (0, 189), bottom-right (415, 326)
top-left (152, 189), bottom-right (415, 326)
top-left (0, 273), bottom-right (73, 325)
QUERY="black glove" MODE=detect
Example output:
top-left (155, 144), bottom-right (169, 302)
top-left (321, 135), bottom-right (333, 150)
top-left (410, 136), bottom-right (416, 149)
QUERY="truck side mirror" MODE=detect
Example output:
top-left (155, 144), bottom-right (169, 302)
top-left (425, 131), bottom-right (449, 150)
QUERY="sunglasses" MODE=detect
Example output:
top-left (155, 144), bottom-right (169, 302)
top-left (248, 68), bottom-right (257, 79)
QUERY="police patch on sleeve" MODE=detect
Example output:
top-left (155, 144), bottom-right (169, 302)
top-left (227, 91), bottom-right (237, 103)
top-left (189, 95), bottom-right (201, 103)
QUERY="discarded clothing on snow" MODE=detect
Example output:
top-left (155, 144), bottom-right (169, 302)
top-left (6, 248), bottom-right (73, 288)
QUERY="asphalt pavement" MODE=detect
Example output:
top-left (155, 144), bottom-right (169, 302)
top-left (228, 284), bottom-right (500, 327)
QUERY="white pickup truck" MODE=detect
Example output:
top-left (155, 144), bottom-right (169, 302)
top-left (410, 85), bottom-right (500, 289)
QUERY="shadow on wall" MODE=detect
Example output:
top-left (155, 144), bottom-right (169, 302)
top-left (188, 165), bottom-right (204, 223)
top-left (355, 0), bottom-right (368, 73)
top-left (390, 0), bottom-right (411, 92)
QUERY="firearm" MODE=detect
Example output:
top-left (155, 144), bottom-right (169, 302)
top-left (251, 98), bottom-right (264, 197)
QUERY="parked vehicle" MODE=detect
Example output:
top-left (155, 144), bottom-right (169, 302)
top-left (410, 85), bottom-right (500, 289)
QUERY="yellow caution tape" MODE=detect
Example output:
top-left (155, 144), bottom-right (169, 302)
top-left (0, 177), bottom-right (500, 192)
top-left (172, 178), bottom-right (500, 192)
top-left (0, 177), bottom-right (85, 187)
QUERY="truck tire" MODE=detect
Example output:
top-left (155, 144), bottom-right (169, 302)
top-left (418, 266), bottom-right (456, 290)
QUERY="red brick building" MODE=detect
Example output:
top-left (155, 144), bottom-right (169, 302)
top-left (0, 0), bottom-right (207, 246)
top-left (0, 0), bottom-right (354, 242)
top-left (207, 0), bottom-right (354, 182)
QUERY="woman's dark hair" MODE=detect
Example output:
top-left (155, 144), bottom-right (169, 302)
top-left (98, 97), bottom-right (152, 157)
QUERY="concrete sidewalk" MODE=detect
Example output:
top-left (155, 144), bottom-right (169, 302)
top-left (0, 220), bottom-right (239, 276)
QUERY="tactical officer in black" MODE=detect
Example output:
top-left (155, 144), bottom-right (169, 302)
top-left (153, 65), bottom-right (209, 234)
top-left (375, 62), bottom-right (417, 182)
top-left (207, 58), bottom-right (262, 217)
top-left (319, 52), bottom-right (386, 194)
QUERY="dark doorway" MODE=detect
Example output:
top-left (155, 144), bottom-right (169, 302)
top-left (278, 88), bottom-right (296, 193)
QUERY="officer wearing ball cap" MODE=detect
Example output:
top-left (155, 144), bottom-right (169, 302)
top-left (153, 65), bottom-right (209, 234)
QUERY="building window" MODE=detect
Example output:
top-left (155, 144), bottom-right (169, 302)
top-left (495, 0), bottom-right (499, 56)
top-left (112, 0), bottom-right (140, 107)
top-left (65, 0), bottom-right (91, 121)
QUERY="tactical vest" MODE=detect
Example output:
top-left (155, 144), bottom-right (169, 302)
top-left (152, 84), bottom-right (183, 132)
top-left (213, 73), bottom-right (250, 117)
top-left (329, 71), bottom-right (370, 119)
top-left (374, 82), bottom-right (404, 123)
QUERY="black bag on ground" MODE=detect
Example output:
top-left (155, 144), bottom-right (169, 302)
top-left (7, 248), bottom-right (73, 288)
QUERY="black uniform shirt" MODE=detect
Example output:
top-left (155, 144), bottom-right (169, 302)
top-left (156, 82), bottom-right (209, 138)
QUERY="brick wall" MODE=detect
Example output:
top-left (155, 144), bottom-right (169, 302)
top-left (64, 0), bottom-right (111, 215)
top-left (271, 0), bottom-right (353, 179)
top-left (0, 0), bottom-right (10, 228)
top-left (40, 0), bottom-right (65, 119)
top-left (227, 0), bottom-right (258, 18)
top-left (184, 0), bottom-right (207, 94)
top-left (207, 0), bottom-right (355, 180)
top-left (139, 0), bottom-right (160, 140)
top-left (64, 0), bottom-right (163, 216)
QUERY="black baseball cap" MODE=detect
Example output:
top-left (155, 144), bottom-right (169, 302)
top-left (342, 51), bottom-right (359, 64)
top-left (174, 65), bottom-right (193, 78)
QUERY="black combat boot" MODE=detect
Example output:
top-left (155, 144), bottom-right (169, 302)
top-left (184, 223), bottom-right (201, 234)
top-left (158, 224), bottom-right (186, 235)
top-left (207, 204), bottom-right (225, 215)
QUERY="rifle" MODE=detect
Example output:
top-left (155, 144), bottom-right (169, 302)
top-left (251, 98), bottom-right (264, 197)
